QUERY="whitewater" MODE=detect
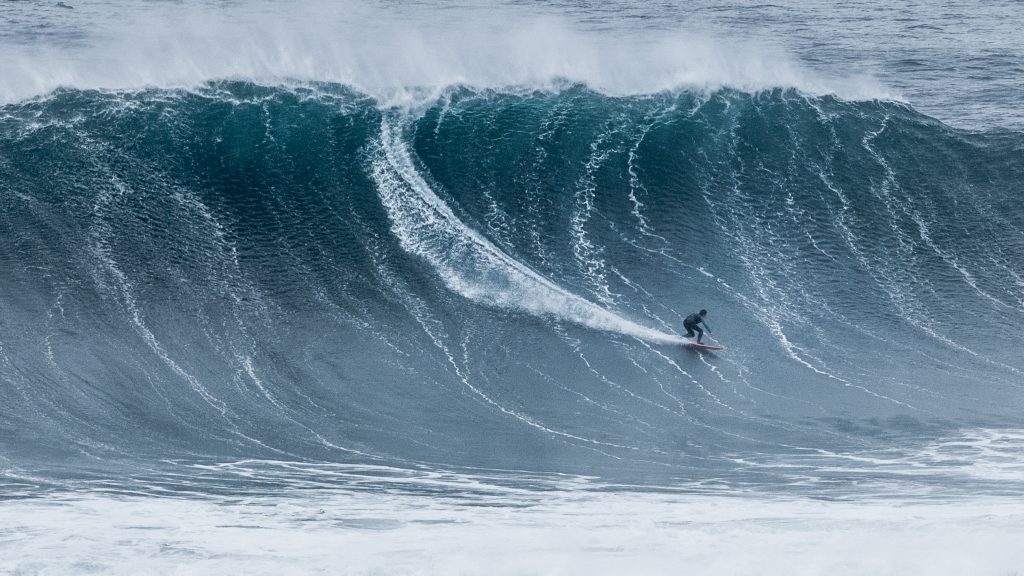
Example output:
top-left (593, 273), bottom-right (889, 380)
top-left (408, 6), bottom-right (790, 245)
top-left (2, 0), bottom-right (1024, 574)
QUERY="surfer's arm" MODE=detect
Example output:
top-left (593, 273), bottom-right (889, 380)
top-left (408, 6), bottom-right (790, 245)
top-left (702, 321), bottom-right (712, 333)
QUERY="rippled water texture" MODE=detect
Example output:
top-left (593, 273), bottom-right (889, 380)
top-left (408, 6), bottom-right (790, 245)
top-left (1, 1), bottom-right (1023, 574)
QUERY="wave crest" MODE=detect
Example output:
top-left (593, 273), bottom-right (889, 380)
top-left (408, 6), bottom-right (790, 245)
top-left (0, 3), bottom-right (896, 105)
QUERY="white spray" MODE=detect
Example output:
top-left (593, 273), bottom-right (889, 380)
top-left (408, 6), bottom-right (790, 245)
top-left (0, 0), bottom-right (893, 105)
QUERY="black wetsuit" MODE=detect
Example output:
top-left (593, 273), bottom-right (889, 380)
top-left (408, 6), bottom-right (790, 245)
top-left (683, 312), bottom-right (706, 342)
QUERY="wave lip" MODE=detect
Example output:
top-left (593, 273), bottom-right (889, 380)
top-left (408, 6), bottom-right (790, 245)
top-left (0, 5), bottom-right (896, 105)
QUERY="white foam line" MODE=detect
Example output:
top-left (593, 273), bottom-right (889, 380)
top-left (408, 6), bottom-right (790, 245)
top-left (571, 124), bottom-right (617, 305)
top-left (519, 101), bottom-right (567, 269)
top-left (38, 295), bottom-right (194, 459)
top-left (861, 120), bottom-right (1018, 313)
top-left (804, 230), bottom-right (837, 261)
top-left (819, 168), bottom-right (974, 353)
top-left (87, 160), bottom-right (305, 457)
top-left (773, 318), bottom-right (916, 409)
top-left (370, 113), bottom-right (682, 345)
top-left (380, 279), bottom-right (639, 455)
top-left (625, 116), bottom-right (659, 236)
top-left (856, 122), bottom-right (1023, 376)
top-left (756, 162), bottom-right (979, 384)
top-left (175, 186), bottom-right (371, 456)
top-left (449, 334), bottom-right (636, 454)
top-left (1009, 267), bottom-right (1024, 309)
top-left (649, 257), bottom-right (829, 411)
top-left (638, 346), bottom-right (818, 452)
top-left (608, 266), bottom-right (678, 333)
top-left (706, 152), bottom-right (828, 384)
top-left (523, 363), bottom-right (660, 435)
top-left (432, 92), bottom-right (452, 137)
top-left (635, 339), bottom-right (727, 410)
top-left (910, 205), bottom-right (1019, 312)
top-left (553, 325), bottom-right (685, 418)
top-left (91, 177), bottom-right (231, 418)
top-left (698, 353), bottom-right (732, 386)
top-left (239, 356), bottom-right (286, 411)
top-left (700, 128), bottom-right (919, 408)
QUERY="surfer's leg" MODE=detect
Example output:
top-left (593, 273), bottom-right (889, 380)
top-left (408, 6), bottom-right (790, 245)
top-left (695, 327), bottom-right (703, 342)
top-left (684, 326), bottom-right (696, 338)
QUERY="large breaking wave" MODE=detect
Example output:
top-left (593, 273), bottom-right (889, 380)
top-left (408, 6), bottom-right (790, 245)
top-left (1, 82), bottom-right (1023, 490)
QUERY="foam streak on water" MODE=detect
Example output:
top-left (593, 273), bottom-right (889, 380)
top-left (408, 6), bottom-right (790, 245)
top-left (370, 114), bottom-right (683, 345)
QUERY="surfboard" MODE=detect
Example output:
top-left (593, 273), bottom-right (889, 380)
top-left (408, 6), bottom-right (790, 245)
top-left (683, 341), bottom-right (723, 351)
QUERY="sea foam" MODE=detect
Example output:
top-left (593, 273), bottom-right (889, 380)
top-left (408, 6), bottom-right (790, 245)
top-left (3, 487), bottom-right (1022, 576)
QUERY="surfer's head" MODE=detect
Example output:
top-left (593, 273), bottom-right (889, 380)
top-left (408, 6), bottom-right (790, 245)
top-left (699, 309), bottom-right (707, 316)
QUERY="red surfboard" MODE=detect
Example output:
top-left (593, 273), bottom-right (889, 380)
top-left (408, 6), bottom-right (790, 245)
top-left (683, 341), bottom-right (724, 351)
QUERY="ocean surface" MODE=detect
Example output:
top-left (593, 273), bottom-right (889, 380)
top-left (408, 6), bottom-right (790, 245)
top-left (2, 1), bottom-right (1023, 574)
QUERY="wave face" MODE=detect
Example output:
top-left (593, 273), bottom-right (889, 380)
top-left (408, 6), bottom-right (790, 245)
top-left (2, 83), bottom-right (1023, 491)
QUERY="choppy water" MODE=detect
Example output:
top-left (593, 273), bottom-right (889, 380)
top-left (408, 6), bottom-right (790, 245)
top-left (1, 1), bottom-right (1023, 574)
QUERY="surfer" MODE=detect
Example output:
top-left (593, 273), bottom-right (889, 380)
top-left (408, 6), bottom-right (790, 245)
top-left (683, 309), bottom-right (711, 343)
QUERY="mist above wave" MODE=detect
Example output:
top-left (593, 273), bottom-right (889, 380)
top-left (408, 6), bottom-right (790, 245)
top-left (0, 1), bottom-right (894, 105)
